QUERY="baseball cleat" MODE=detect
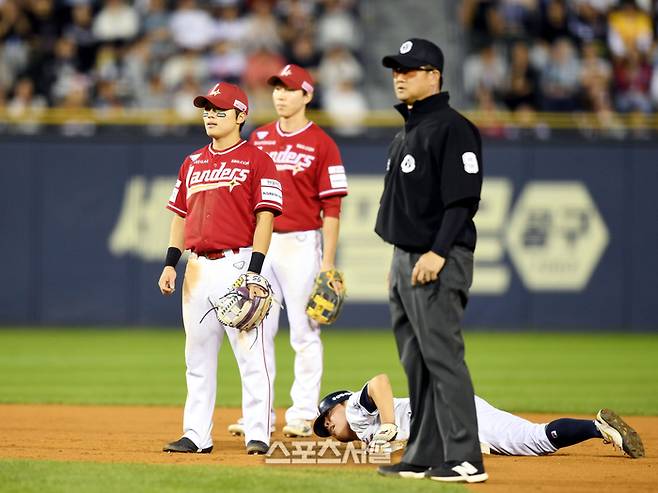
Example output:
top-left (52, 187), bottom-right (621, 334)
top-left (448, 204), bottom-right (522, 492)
top-left (282, 419), bottom-right (313, 437)
top-left (163, 437), bottom-right (213, 454)
top-left (426, 461), bottom-right (488, 483)
top-left (595, 408), bottom-right (645, 458)
top-left (377, 462), bottom-right (429, 479)
top-left (246, 440), bottom-right (269, 455)
top-left (228, 417), bottom-right (276, 436)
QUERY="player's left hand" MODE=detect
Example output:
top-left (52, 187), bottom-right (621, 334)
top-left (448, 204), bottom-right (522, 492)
top-left (320, 263), bottom-right (344, 293)
top-left (411, 251), bottom-right (445, 286)
top-left (367, 423), bottom-right (399, 454)
top-left (247, 272), bottom-right (269, 299)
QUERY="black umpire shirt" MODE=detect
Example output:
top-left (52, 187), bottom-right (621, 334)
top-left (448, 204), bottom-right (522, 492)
top-left (375, 92), bottom-right (483, 256)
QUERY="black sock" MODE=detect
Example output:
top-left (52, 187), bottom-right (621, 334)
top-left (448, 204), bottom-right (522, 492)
top-left (545, 418), bottom-right (602, 449)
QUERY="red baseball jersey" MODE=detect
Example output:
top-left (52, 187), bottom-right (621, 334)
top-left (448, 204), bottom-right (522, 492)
top-left (249, 121), bottom-right (348, 232)
top-left (166, 140), bottom-right (283, 252)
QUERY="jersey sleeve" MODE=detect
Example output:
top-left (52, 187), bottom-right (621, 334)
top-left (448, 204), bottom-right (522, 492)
top-left (438, 119), bottom-right (483, 207)
top-left (252, 151), bottom-right (283, 216)
top-left (166, 159), bottom-right (189, 218)
top-left (317, 136), bottom-right (348, 199)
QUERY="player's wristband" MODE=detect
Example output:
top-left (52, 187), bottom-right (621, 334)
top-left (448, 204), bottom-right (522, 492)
top-left (248, 252), bottom-right (265, 274)
top-left (165, 247), bottom-right (182, 268)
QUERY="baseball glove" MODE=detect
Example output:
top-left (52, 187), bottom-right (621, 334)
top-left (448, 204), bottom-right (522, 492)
top-left (306, 269), bottom-right (346, 325)
top-left (209, 272), bottom-right (273, 332)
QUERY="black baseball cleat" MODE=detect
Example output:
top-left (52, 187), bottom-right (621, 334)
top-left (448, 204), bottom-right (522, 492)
top-left (246, 440), bottom-right (269, 455)
top-left (163, 437), bottom-right (213, 454)
top-left (377, 462), bottom-right (429, 479)
top-left (426, 460), bottom-right (488, 483)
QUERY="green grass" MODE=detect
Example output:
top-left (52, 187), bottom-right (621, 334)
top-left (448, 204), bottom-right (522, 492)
top-left (0, 329), bottom-right (657, 414)
top-left (0, 329), bottom-right (656, 493)
top-left (0, 459), bottom-right (465, 493)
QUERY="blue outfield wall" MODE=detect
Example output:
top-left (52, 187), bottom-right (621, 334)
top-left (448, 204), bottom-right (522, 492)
top-left (0, 134), bottom-right (656, 331)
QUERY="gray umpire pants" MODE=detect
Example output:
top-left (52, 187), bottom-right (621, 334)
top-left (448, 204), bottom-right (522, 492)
top-left (389, 245), bottom-right (482, 467)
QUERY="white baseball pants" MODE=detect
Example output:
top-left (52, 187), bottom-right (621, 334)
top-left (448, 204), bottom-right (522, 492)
top-left (262, 230), bottom-right (323, 423)
top-left (181, 249), bottom-right (273, 448)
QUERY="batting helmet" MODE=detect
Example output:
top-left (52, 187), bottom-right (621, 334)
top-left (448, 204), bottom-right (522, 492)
top-left (312, 390), bottom-right (352, 438)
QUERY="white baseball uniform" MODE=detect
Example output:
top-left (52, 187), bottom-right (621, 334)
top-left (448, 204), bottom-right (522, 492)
top-left (167, 140), bottom-right (283, 448)
top-left (346, 384), bottom-right (558, 456)
top-left (250, 120), bottom-right (348, 424)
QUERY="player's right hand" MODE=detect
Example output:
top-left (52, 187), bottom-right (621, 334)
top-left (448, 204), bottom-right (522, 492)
top-left (158, 266), bottom-right (177, 295)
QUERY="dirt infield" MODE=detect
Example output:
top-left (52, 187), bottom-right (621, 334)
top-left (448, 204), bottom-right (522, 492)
top-left (1, 404), bottom-right (656, 492)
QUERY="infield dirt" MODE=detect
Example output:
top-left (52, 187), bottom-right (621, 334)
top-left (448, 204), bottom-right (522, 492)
top-left (1, 404), bottom-right (656, 492)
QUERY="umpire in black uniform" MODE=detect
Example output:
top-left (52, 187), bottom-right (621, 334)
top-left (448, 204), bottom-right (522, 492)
top-left (375, 39), bottom-right (487, 483)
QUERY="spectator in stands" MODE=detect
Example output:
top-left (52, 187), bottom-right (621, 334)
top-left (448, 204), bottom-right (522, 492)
top-left (171, 75), bottom-right (201, 121)
top-left (317, 44), bottom-right (363, 89)
top-left (122, 39), bottom-right (154, 104)
top-left (208, 40), bottom-right (246, 85)
top-left (651, 47), bottom-right (658, 109)
top-left (460, 0), bottom-right (507, 50)
top-left (92, 0), bottom-right (140, 43)
top-left (502, 40), bottom-right (539, 111)
top-left (463, 41), bottom-right (507, 105)
top-left (243, 0), bottom-right (282, 52)
top-left (0, 1), bottom-right (31, 41)
top-left (242, 46), bottom-right (285, 111)
top-left (579, 41), bottom-right (612, 109)
top-left (7, 77), bottom-right (46, 134)
top-left (137, 75), bottom-right (169, 111)
top-left (279, 0), bottom-right (315, 46)
top-left (94, 79), bottom-right (124, 111)
top-left (57, 75), bottom-right (96, 137)
top-left (64, 3), bottom-right (97, 72)
top-left (213, 2), bottom-right (247, 44)
top-left (323, 79), bottom-right (367, 136)
top-left (169, 0), bottom-right (215, 51)
top-left (40, 36), bottom-right (83, 104)
top-left (26, 0), bottom-right (61, 52)
top-left (161, 49), bottom-right (209, 91)
top-left (568, 0), bottom-right (608, 45)
top-left (497, 0), bottom-right (539, 38)
top-left (613, 48), bottom-right (653, 113)
top-left (540, 37), bottom-right (581, 111)
top-left (607, 0), bottom-right (653, 59)
top-left (94, 44), bottom-right (121, 82)
top-left (316, 0), bottom-right (360, 52)
top-left (539, 0), bottom-right (573, 44)
top-left (285, 35), bottom-right (321, 70)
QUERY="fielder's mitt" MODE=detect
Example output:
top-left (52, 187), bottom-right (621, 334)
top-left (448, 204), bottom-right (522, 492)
top-left (306, 269), bottom-right (345, 324)
top-left (209, 272), bottom-right (273, 332)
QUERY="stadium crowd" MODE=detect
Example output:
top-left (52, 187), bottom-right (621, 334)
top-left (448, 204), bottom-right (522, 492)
top-left (461, 0), bottom-right (658, 136)
top-left (0, 0), bottom-right (367, 134)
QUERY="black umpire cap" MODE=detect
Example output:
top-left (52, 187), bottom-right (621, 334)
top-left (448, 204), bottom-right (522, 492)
top-left (312, 390), bottom-right (352, 438)
top-left (382, 38), bottom-right (445, 72)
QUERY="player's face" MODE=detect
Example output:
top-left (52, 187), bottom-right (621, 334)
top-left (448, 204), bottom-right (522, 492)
top-left (324, 403), bottom-right (354, 442)
top-left (392, 66), bottom-right (441, 104)
top-left (272, 85), bottom-right (311, 118)
top-left (202, 106), bottom-right (242, 138)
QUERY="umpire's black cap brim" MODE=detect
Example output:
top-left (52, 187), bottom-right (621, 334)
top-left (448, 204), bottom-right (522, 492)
top-left (382, 54), bottom-right (427, 69)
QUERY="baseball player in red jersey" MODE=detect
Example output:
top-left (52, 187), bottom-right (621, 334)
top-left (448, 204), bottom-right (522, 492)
top-left (158, 81), bottom-right (283, 456)
top-left (228, 64), bottom-right (348, 438)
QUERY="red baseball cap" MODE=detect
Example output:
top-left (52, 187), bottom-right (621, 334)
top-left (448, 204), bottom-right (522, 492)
top-left (267, 64), bottom-right (314, 93)
top-left (193, 82), bottom-right (249, 114)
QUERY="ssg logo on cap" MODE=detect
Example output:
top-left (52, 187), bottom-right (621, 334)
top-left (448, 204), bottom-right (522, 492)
top-left (399, 41), bottom-right (413, 54)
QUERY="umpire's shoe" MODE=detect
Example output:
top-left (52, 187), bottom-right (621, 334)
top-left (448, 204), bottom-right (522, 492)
top-left (595, 408), bottom-right (645, 458)
top-left (426, 461), bottom-right (488, 483)
top-left (377, 462), bottom-right (429, 479)
top-left (246, 440), bottom-right (269, 455)
top-left (163, 437), bottom-right (213, 454)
